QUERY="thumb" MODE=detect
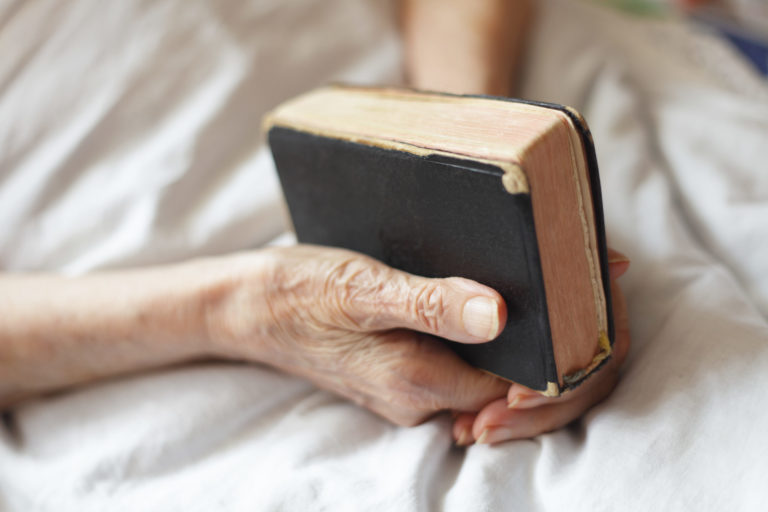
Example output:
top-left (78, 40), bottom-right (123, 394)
top-left (325, 254), bottom-right (506, 343)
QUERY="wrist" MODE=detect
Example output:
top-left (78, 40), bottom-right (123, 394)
top-left (194, 250), bottom-right (279, 362)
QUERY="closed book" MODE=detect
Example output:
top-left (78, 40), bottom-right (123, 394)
top-left (264, 85), bottom-right (614, 396)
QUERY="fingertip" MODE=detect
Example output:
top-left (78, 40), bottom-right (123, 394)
top-left (472, 398), bottom-right (513, 440)
top-left (608, 260), bottom-right (630, 280)
top-left (473, 402), bottom-right (569, 443)
top-left (606, 247), bottom-right (629, 263)
top-left (496, 297), bottom-right (508, 337)
top-left (453, 413), bottom-right (476, 446)
top-left (506, 383), bottom-right (549, 409)
top-left (607, 248), bottom-right (630, 280)
top-left (449, 278), bottom-right (507, 343)
top-left (461, 295), bottom-right (504, 341)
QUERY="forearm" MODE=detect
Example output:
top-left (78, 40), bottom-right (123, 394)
top-left (399, 0), bottom-right (533, 96)
top-left (0, 255), bottom-right (265, 407)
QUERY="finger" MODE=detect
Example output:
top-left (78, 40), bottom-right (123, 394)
top-left (475, 356), bottom-right (621, 444)
top-left (392, 332), bottom-right (509, 413)
top-left (452, 412), bottom-right (477, 446)
top-left (607, 247), bottom-right (630, 280)
top-left (334, 330), bottom-right (508, 427)
top-left (322, 251), bottom-right (506, 343)
top-left (610, 279), bottom-right (631, 365)
top-left (472, 381), bottom-right (614, 444)
top-left (356, 369), bottom-right (503, 429)
top-left (479, 360), bottom-right (619, 443)
top-left (502, 346), bottom-right (621, 414)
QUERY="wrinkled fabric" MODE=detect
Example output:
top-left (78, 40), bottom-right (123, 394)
top-left (1, 0), bottom-right (767, 510)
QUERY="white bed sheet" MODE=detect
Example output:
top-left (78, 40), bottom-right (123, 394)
top-left (1, 0), bottom-right (767, 510)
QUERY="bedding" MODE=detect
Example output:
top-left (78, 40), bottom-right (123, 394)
top-left (1, 0), bottom-right (767, 510)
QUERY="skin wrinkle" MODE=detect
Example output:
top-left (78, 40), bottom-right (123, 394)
top-left (377, 335), bottom-right (444, 411)
top-left (321, 255), bottom-right (391, 331)
top-left (408, 281), bottom-right (446, 334)
top-left (322, 256), bottom-right (366, 330)
top-left (256, 252), bottom-right (402, 402)
top-left (290, 331), bottom-right (433, 427)
top-left (0, 241), bottom-right (628, 437)
top-left (140, 244), bottom-right (629, 436)
top-left (298, 253), bottom-right (497, 424)
top-left (365, 338), bottom-right (438, 416)
top-left (252, 247), bottom-right (468, 427)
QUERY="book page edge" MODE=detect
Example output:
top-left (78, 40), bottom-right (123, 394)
top-left (264, 121), bottom-right (530, 194)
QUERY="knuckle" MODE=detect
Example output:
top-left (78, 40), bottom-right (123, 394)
top-left (322, 256), bottom-right (388, 329)
top-left (407, 281), bottom-right (447, 333)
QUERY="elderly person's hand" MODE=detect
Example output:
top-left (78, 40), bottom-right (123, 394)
top-left (204, 245), bottom-right (631, 443)
top-left (204, 245), bottom-right (510, 428)
top-left (0, 244), bottom-right (629, 445)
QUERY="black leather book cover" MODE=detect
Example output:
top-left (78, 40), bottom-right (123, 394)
top-left (267, 97), bottom-right (613, 393)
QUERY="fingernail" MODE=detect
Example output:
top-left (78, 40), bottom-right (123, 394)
top-left (607, 250), bottom-right (630, 265)
top-left (456, 426), bottom-right (473, 447)
top-left (607, 249), bottom-right (630, 280)
top-left (508, 393), bottom-right (550, 409)
top-left (462, 296), bottom-right (499, 339)
top-left (476, 426), bottom-right (516, 445)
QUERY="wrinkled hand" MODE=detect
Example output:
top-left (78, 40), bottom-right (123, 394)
top-left (205, 245), bottom-right (509, 427)
top-left (204, 245), bottom-right (629, 443)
